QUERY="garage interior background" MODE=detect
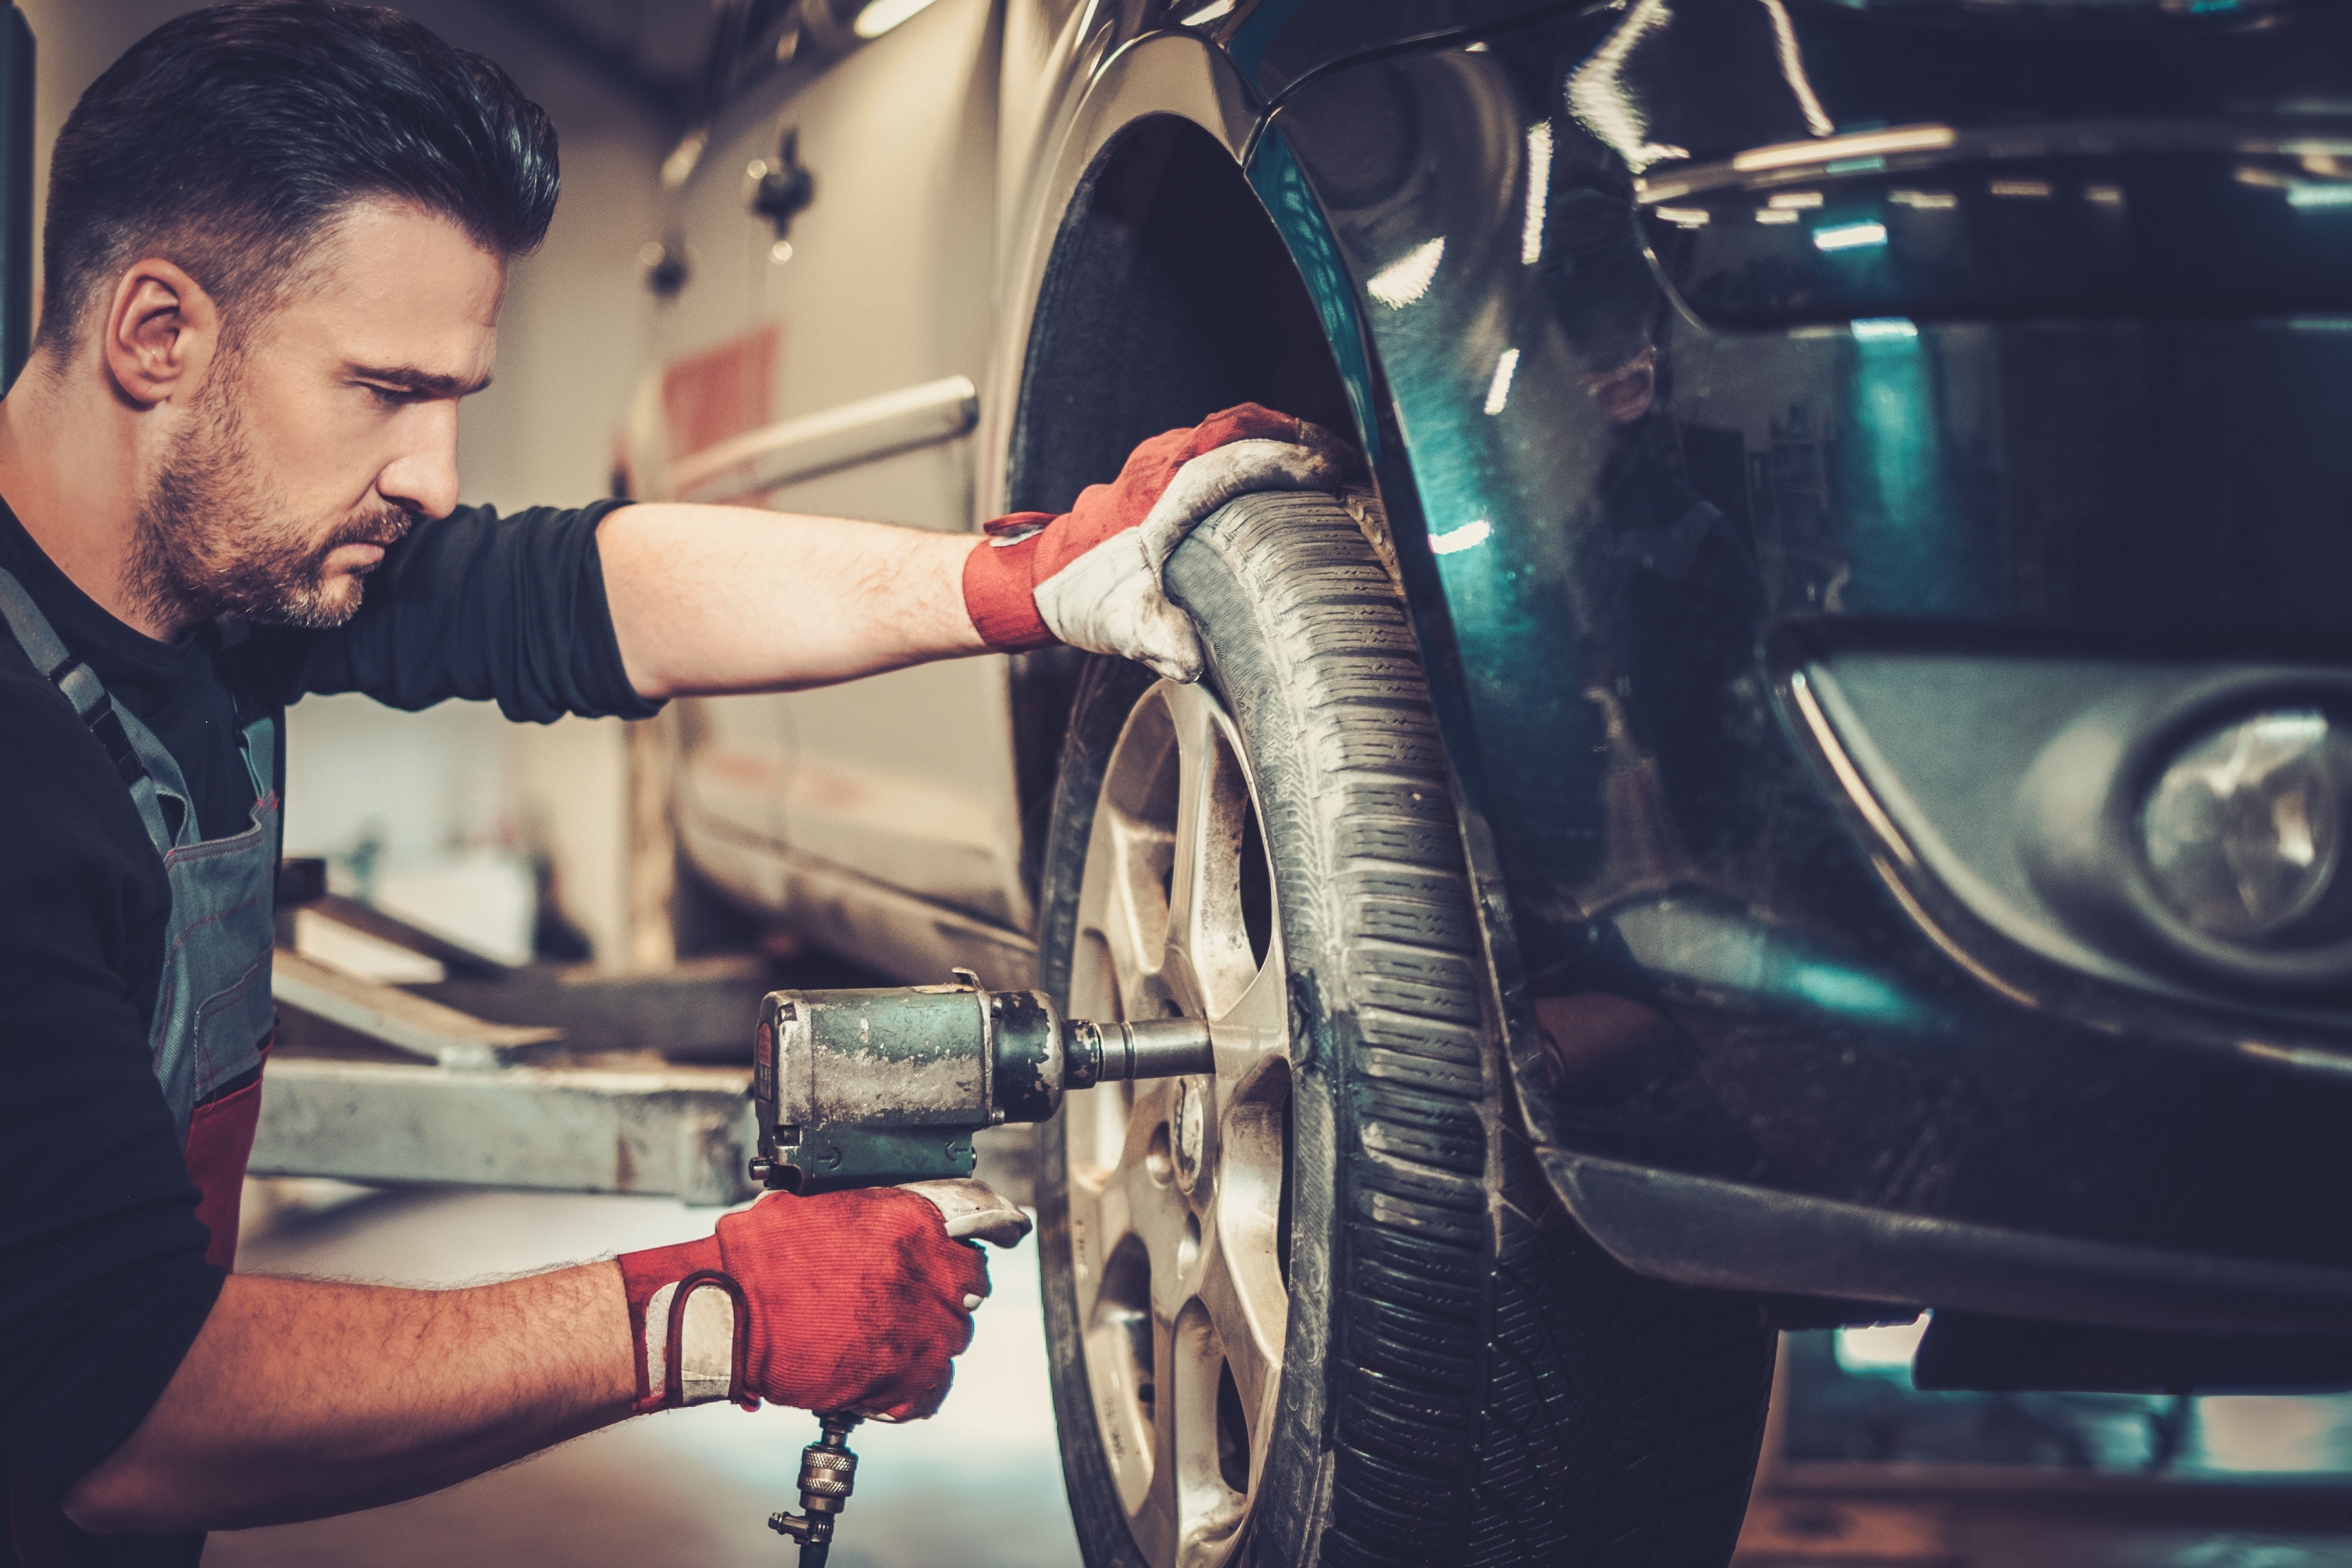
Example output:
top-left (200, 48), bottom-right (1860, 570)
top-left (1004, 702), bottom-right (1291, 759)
top-left (15, 3), bottom-right (2352, 1567)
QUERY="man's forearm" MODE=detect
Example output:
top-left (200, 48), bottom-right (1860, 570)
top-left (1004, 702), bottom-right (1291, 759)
top-left (597, 503), bottom-right (984, 700)
top-left (64, 1263), bottom-right (635, 1534)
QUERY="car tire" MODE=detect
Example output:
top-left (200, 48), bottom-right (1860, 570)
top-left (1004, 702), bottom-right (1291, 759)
top-left (1034, 489), bottom-right (1778, 1568)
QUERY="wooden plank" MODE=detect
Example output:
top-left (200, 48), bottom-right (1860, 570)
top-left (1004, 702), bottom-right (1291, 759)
top-left (273, 950), bottom-right (560, 1069)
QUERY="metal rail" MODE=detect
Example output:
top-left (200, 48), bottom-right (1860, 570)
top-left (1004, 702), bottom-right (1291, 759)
top-left (669, 374), bottom-right (979, 504)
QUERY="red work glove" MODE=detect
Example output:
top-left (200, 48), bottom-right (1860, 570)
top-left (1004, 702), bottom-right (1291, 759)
top-left (617, 1179), bottom-right (1029, 1421)
top-left (962, 403), bottom-right (1352, 681)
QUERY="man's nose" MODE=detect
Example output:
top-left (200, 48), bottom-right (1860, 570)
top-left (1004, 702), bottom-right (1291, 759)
top-left (375, 404), bottom-right (463, 520)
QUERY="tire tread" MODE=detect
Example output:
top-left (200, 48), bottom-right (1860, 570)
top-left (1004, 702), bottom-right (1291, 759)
top-left (1191, 496), bottom-right (1510, 1562)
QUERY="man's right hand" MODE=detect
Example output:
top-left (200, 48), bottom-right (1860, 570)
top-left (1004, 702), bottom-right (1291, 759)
top-left (618, 1181), bottom-right (1017, 1420)
top-left (63, 1185), bottom-right (1027, 1535)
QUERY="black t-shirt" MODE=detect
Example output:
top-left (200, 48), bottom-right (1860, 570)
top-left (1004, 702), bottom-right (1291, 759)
top-left (0, 496), bottom-right (658, 1565)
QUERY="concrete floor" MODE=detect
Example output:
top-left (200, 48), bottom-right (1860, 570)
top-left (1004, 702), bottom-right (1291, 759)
top-left (202, 1184), bottom-right (2352, 1568)
top-left (206, 1188), bottom-right (1084, 1568)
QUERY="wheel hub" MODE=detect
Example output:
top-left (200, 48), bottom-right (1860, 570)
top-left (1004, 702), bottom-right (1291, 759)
top-left (1171, 1079), bottom-right (1207, 1195)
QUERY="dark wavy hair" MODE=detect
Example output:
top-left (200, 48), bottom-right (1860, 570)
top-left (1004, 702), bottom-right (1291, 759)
top-left (38, 0), bottom-right (560, 354)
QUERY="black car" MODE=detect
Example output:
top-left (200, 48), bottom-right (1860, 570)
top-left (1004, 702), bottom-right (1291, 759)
top-left (630, 1), bottom-right (2352, 1562)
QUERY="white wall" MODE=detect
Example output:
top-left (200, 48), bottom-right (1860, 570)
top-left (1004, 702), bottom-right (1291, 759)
top-left (16, 0), bottom-right (679, 963)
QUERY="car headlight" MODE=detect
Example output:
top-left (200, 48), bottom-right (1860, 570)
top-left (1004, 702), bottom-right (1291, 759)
top-left (2140, 709), bottom-right (2348, 945)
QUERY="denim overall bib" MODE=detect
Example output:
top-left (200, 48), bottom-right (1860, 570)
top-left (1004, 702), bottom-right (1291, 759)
top-left (0, 568), bottom-right (278, 1271)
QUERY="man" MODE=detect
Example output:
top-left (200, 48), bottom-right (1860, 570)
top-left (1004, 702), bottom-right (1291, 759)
top-left (0, 5), bottom-right (1346, 1563)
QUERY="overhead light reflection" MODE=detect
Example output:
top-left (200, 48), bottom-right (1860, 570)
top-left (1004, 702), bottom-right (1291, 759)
top-left (1484, 349), bottom-right (1521, 416)
top-left (1368, 237), bottom-right (1446, 308)
top-left (1430, 519), bottom-right (1492, 556)
top-left (661, 130), bottom-right (708, 189)
top-left (1523, 122), bottom-right (1554, 264)
top-left (1768, 190), bottom-right (1825, 210)
top-left (1565, 0), bottom-right (1691, 173)
top-left (1989, 178), bottom-right (2054, 200)
top-left (1756, 208), bottom-right (1801, 225)
top-left (1731, 124), bottom-right (1955, 175)
top-left (1815, 221), bottom-right (1888, 251)
top-left (854, 0), bottom-right (944, 38)
top-left (1852, 317), bottom-right (1918, 340)
top-left (1758, 0), bottom-right (1835, 138)
top-left (1655, 206), bottom-right (1711, 227)
top-left (1889, 188), bottom-right (1956, 210)
top-left (2246, 160), bottom-right (2352, 208)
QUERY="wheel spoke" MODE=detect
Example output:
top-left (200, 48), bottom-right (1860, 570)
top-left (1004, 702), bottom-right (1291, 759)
top-left (1163, 683), bottom-right (1261, 1018)
top-left (1075, 804), bottom-right (1170, 1017)
top-left (1168, 1301), bottom-right (1250, 1568)
top-left (1161, 685), bottom-right (1214, 1005)
top-left (1212, 949), bottom-right (1289, 1075)
top-left (1076, 688), bottom-right (1181, 1020)
top-left (1069, 1122), bottom-right (1135, 1301)
top-left (1194, 1195), bottom-right (1285, 1456)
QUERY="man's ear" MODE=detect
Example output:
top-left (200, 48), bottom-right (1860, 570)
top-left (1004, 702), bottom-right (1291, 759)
top-left (101, 258), bottom-right (219, 408)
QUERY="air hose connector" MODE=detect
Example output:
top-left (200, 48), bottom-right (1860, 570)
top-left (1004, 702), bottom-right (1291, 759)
top-left (769, 1413), bottom-right (860, 1566)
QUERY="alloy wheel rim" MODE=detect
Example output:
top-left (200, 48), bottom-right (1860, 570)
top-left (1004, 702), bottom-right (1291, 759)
top-left (1064, 678), bottom-right (1292, 1568)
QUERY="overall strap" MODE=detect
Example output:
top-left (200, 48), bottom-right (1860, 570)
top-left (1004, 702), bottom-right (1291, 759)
top-left (0, 566), bottom-right (192, 855)
top-left (235, 710), bottom-right (277, 804)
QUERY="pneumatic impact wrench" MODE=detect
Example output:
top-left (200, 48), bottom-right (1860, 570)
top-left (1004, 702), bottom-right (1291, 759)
top-left (747, 970), bottom-right (1213, 1565)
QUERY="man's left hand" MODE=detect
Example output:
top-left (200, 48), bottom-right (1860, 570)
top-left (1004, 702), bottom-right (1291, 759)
top-left (960, 404), bottom-right (1352, 682)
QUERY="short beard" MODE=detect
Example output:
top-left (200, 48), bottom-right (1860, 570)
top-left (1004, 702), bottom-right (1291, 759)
top-left (128, 361), bottom-right (412, 633)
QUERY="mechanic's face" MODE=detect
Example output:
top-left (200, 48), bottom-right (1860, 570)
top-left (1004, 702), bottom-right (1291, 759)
top-left (136, 200), bottom-right (504, 629)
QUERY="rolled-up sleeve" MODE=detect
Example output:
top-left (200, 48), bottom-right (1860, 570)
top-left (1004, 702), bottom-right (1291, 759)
top-left (292, 500), bottom-right (664, 722)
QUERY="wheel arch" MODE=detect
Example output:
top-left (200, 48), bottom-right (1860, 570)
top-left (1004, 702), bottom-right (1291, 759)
top-left (994, 54), bottom-right (1522, 1108)
top-left (997, 92), bottom-right (1366, 904)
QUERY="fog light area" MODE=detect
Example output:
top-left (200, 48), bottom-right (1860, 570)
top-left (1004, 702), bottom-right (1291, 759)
top-left (1833, 1314), bottom-right (1929, 1376)
top-left (2140, 709), bottom-right (2348, 944)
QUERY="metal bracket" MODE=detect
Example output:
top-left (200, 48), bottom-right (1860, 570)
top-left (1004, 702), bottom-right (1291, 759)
top-left (251, 1053), bottom-right (758, 1205)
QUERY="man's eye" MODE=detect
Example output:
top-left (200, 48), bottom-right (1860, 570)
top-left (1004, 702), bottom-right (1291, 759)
top-left (361, 384), bottom-right (410, 408)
